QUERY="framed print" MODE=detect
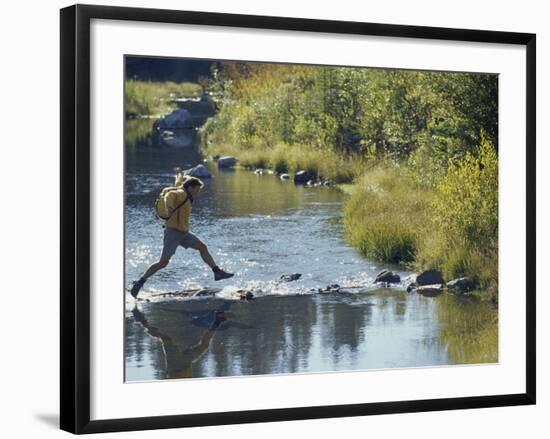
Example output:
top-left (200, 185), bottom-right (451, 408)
top-left (60, 4), bottom-right (536, 434)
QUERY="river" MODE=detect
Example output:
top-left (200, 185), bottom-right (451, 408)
top-left (124, 124), bottom-right (497, 381)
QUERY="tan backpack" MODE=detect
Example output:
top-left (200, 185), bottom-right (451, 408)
top-left (154, 169), bottom-right (190, 220)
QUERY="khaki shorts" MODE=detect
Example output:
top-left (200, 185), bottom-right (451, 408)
top-left (160, 227), bottom-right (200, 259)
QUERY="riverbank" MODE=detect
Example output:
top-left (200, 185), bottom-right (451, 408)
top-left (125, 79), bottom-right (203, 118)
top-left (202, 138), bottom-right (498, 305)
top-left (346, 136), bottom-right (498, 304)
top-left (203, 142), bottom-right (366, 184)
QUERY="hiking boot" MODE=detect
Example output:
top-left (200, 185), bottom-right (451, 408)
top-left (214, 268), bottom-right (234, 281)
top-left (130, 277), bottom-right (146, 298)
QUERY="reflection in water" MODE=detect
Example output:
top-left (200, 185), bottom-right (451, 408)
top-left (436, 294), bottom-right (498, 364)
top-left (129, 302), bottom-right (231, 379)
top-left (124, 290), bottom-right (467, 381)
top-left (125, 118), bottom-right (156, 151)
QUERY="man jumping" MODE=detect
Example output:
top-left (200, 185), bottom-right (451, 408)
top-left (130, 176), bottom-right (234, 298)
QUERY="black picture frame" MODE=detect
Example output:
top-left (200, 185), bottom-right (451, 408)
top-left (60, 3), bottom-right (536, 434)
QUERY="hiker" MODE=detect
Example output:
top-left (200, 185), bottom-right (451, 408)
top-left (130, 175), bottom-right (233, 298)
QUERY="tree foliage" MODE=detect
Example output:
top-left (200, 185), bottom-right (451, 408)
top-left (202, 62), bottom-right (498, 170)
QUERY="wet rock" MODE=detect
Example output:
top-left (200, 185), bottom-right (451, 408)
top-left (254, 168), bottom-right (264, 175)
top-left (280, 273), bottom-right (302, 282)
top-left (447, 277), bottom-right (476, 294)
top-left (416, 284), bottom-right (445, 297)
top-left (238, 290), bottom-right (254, 301)
top-left (183, 164), bottom-right (211, 178)
top-left (406, 283), bottom-right (416, 293)
top-left (217, 156), bottom-right (237, 168)
top-left (306, 179), bottom-right (315, 186)
top-left (317, 284), bottom-right (341, 293)
top-left (158, 108), bottom-right (192, 130)
top-left (375, 269), bottom-right (401, 284)
top-left (294, 170), bottom-right (316, 184)
top-left (416, 269), bottom-right (444, 286)
top-left (280, 173), bottom-right (290, 180)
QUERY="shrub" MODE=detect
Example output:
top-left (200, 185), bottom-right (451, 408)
top-left (415, 133), bottom-right (498, 298)
top-left (432, 132), bottom-right (498, 246)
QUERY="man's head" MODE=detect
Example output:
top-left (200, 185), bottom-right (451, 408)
top-left (183, 176), bottom-right (204, 198)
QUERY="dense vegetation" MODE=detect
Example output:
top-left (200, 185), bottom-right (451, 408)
top-left (198, 62), bottom-right (499, 301)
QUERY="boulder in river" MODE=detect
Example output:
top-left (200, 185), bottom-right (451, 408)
top-left (319, 284), bottom-right (341, 293)
top-left (280, 273), bottom-right (302, 282)
top-left (294, 170), bottom-right (316, 184)
top-left (375, 269), bottom-right (401, 284)
top-left (416, 284), bottom-right (445, 297)
top-left (446, 277), bottom-right (476, 294)
top-left (239, 290), bottom-right (254, 301)
top-left (217, 156), bottom-right (237, 168)
top-left (280, 173), bottom-right (290, 180)
top-left (416, 269), bottom-right (444, 286)
top-left (158, 108), bottom-right (193, 130)
top-left (183, 164), bottom-right (211, 178)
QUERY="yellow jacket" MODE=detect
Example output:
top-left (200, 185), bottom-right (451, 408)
top-left (164, 189), bottom-right (192, 232)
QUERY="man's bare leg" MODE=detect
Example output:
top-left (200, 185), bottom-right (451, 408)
top-left (189, 240), bottom-right (234, 281)
top-left (142, 256), bottom-right (171, 279)
top-left (130, 256), bottom-right (171, 298)
top-left (189, 240), bottom-right (216, 268)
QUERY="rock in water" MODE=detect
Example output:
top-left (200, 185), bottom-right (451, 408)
top-left (294, 170), bottom-right (316, 184)
top-left (446, 277), bottom-right (476, 293)
top-left (280, 273), bottom-right (302, 282)
top-left (280, 173), bottom-right (290, 180)
top-left (217, 156), bottom-right (237, 168)
top-left (416, 284), bottom-right (445, 297)
top-left (183, 164), bottom-right (211, 178)
top-left (239, 290), bottom-right (254, 301)
top-left (374, 269), bottom-right (401, 284)
top-left (319, 284), bottom-right (341, 293)
top-left (416, 269), bottom-right (444, 286)
top-left (158, 108), bottom-right (192, 130)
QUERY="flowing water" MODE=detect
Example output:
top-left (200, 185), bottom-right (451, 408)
top-left (124, 135), bottom-right (497, 382)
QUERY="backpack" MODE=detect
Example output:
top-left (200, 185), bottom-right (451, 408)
top-left (154, 187), bottom-right (190, 220)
